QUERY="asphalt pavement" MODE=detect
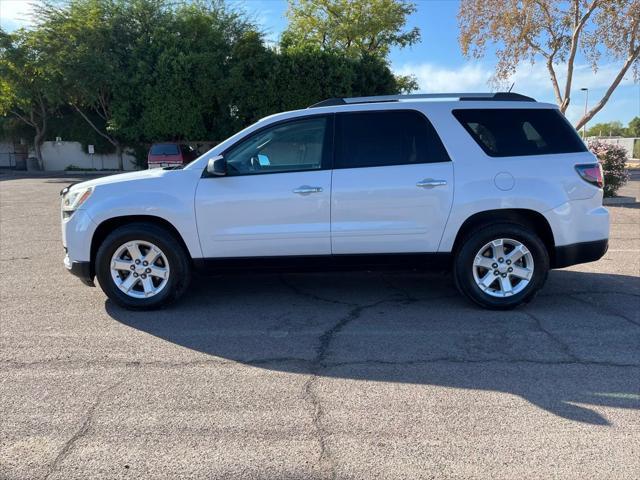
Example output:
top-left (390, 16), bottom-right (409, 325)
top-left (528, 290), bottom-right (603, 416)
top-left (1, 172), bottom-right (638, 479)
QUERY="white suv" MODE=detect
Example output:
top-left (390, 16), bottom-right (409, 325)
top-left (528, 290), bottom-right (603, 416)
top-left (61, 92), bottom-right (609, 310)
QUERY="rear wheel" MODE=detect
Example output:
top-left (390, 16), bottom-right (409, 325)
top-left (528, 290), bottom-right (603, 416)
top-left (95, 223), bottom-right (191, 310)
top-left (454, 223), bottom-right (549, 309)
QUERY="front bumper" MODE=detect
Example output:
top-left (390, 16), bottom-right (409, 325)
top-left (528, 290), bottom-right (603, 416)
top-left (552, 239), bottom-right (609, 268)
top-left (61, 208), bottom-right (97, 287)
top-left (64, 254), bottom-right (95, 286)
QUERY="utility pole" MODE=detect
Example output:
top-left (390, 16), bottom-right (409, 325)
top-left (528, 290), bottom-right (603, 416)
top-left (581, 88), bottom-right (589, 139)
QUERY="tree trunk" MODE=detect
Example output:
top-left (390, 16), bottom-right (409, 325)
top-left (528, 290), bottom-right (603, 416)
top-left (33, 128), bottom-right (45, 170)
top-left (115, 142), bottom-right (124, 170)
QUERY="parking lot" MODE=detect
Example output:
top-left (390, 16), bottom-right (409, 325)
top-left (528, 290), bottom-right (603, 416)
top-left (1, 172), bottom-right (638, 479)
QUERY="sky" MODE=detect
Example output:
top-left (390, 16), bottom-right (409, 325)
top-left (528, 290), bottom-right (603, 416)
top-left (2, 0), bottom-right (639, 126)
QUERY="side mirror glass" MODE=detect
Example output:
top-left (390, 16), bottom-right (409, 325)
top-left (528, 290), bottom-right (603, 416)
top-left (207, 155), bottom-right (226, 176)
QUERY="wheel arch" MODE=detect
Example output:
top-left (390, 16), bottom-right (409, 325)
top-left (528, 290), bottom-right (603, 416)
top-left (452, 209), bottom-right (555, 261)
top-left (90, 215), bottom-right (192, 277)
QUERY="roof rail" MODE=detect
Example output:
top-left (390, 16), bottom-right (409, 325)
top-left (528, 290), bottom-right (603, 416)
top-left (308, 92), bottom-right (536, 108)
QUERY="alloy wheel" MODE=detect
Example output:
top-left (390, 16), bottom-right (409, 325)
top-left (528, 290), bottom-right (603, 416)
top-left (471, 238), bottom-right (534, 298)
top-left (110, 240), bottom-right (170, 299)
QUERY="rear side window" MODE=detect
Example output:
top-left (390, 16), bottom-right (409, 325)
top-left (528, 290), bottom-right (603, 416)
top-left (334, 110), bottom-right (450, 169)
top-left (150, 144), bottom-right (180, 155)
top-left (452, 108), bottom-right (587, 157)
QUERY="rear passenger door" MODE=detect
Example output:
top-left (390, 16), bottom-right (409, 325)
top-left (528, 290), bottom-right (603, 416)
top-left (331, 110), bottom-right (454, 254)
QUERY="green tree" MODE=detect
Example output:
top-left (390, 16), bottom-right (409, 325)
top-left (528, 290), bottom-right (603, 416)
top-left (120, 0), bottom-right (256, 143)
top-left (36, 0), bottom-right (134, 169)
top-left (225, 31), bottom-right (279, 131)
top-left (36, 0), bottom-right (255, 167)
top-left (586, 121), bottom-right (627, 138)
top-left (627, 117), bottom-right (640, 137)
top-left (0, 28), bottom-right (61, 168)
top-left (283, 0), bottom-right (419, 91)
top-left (5, 0), bottom-right (409, 169)
top-left (283, 0), bottom-right (420, 58)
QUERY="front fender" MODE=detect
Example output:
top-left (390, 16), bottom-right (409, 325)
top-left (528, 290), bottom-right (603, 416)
top-left (81, 170), bottom-right (203, 259)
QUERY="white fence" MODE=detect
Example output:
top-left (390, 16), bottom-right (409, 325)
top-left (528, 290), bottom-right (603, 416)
top-left (39, 141), bottom-right (138, 171)
top-left (0, 140), bottom-right (139, 171)
top-left (0, 142), bottom-right (22, 168)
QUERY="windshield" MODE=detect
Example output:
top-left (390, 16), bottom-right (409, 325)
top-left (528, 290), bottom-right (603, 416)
top-left (150, 144), bottom-right (179, 155)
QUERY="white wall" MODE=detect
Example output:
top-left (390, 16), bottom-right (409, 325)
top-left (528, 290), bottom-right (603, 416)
top-left (0, 142), bottom-right (16, 167)
top-left (590, 137), bottom-right (639, 160)
top-left (39, 141), bottom-right (138, 171)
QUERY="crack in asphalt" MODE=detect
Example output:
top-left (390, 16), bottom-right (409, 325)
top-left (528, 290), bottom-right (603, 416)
top-left (540, 290), bottom-right (640, 299)
top-left (303, 304), bottom-right (364, 480)
top-left (380, 274), bottom-right (421, 304)
top-left (301, 298), bottom-right (395, 480)
top-left (568, 294), bottom-right (640, 328)
top-left (323, 357), bottom-right (640, 369)
top-left (42, 376), bottom-right (129, 480)
top-left (523, 311), bottom-right (582, 363)
top-left (0, 358), bottom-right (238, 369)
top-left (6, 274), bottom-right (638, 480)
top-left (279, 275), bottom-right (357, 307)
top-left (2, 355), bottom-right (638, 370)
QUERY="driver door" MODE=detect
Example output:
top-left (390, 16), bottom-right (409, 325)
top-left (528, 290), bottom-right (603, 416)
top-left (195, 115), bottom-right (333, 258)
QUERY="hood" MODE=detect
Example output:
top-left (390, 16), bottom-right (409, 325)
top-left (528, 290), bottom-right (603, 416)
top-left (68, 168), bottom-right (170, 192)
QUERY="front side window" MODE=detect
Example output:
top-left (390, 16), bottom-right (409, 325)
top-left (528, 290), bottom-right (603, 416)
top-left (334, 110), bottom-right (450, 169)
top-left (225, 116), bottom-right (328, 175)
top-left (453, 108), bottom-right (587, 157)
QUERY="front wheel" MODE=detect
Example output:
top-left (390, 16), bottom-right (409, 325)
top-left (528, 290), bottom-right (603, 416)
top-left (454, 223), bottom-right (549, 309)
top-left (95, 223), bottom-right (191, 310)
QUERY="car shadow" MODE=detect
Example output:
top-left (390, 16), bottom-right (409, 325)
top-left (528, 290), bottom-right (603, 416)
top-left (105, 269), bottom-right (640, 426)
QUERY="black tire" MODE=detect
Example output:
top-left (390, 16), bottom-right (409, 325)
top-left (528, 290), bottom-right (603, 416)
top-left (453, 223), bottom-right (549, 310)
top-left (95, 223), bottom-right (191, 310)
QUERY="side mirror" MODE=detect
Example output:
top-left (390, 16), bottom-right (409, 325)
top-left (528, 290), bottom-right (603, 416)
top-left (207, 155), bottom-right (227, 176)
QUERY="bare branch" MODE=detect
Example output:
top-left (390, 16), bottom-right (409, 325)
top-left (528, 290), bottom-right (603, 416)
top-left (546, 57), bottom-right (563, 105)
top-left (523, 33), bottom-right (550, 58)
top-left (10, 109), bottom-right (36, 127)
top-left (71, 103), bottom-right (118, 147)
top-left (534, 0), bottom-right (563, 48)
top-left (562, 0), bottom-right (600, 112)
top-left (629, 10), bottom-right (639, 55)
top-left (97, 90), bottom-right (110, 120)
top-left (575, 44), bottom-right (640, 129)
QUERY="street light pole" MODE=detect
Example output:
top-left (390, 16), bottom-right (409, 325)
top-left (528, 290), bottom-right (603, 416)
top-left (581, 87), bottom-right (589, 139)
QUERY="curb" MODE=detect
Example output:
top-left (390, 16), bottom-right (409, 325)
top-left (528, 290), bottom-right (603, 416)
top-left (603, 196), bottom-right (637, 205)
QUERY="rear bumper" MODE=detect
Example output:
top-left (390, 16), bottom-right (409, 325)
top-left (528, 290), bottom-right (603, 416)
top-left (552, 239), bottom-right (608, 269)
top-left (148, 162), bottom-right (182, 169)
top-left (64, 255), bottom-right (95, 286)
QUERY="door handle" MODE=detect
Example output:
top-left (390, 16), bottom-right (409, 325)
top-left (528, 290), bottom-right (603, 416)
top-left (293, 185), bottom-right (323, 195)
top-left (416, 179), bottom-right (447, 188)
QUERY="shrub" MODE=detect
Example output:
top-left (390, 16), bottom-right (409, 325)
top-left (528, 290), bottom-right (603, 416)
top-left (633, 139), bottom-right (640, 160)
top-left (588, 141), bottom-right (630, 197)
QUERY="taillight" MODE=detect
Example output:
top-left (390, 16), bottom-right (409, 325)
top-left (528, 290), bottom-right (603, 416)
top-left (575, 163), bottom-right (604, 188)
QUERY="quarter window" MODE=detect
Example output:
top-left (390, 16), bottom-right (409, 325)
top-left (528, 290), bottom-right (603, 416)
top-left (453, 108), bottom-right (587, 157)
top-left (334, 110), bottom-right (450, 169)
top-left (225, 116), bottom-right (328, 175)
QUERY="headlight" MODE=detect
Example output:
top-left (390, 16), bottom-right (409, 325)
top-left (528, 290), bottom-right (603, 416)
top-left (62, 186), bottom-right (93, 218)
